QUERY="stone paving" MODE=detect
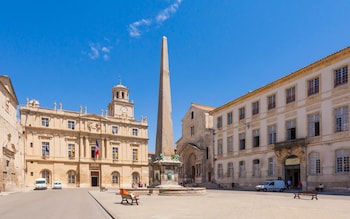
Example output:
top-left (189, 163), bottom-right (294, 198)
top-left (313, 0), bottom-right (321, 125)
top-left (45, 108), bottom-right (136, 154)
top-left (89, 189), bottom-right (350, 219)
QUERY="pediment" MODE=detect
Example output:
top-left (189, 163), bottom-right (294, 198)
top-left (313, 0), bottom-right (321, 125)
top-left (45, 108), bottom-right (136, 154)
top-left (0, 75), bottom-right (19, 105)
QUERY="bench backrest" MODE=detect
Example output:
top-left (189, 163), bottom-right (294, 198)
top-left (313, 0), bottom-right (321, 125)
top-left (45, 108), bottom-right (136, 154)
top-left (120, 188), bottom-right (129, 195)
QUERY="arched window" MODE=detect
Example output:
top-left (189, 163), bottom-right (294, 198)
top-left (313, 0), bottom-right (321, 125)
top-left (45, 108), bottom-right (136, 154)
top-left (68, 170), bottom-right (76, 183)
top-left (112, 172), bottom-right (119, 184)
top-left (132, 172), bottom-right (140, 185)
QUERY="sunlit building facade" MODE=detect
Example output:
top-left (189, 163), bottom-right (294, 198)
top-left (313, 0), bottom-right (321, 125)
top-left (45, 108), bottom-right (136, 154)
top-left (0, 75), bottom-right (25, 192)
top-left (20, 83), bottom-right (149, 189)
top-left (176, 103), bottom-right (214, 186)
top-left (211, 47), bottom-right (350, 191)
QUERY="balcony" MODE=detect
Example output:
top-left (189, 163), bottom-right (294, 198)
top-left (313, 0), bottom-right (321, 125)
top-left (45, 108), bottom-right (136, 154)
top-left (274, 138), bottom-right (307, 150)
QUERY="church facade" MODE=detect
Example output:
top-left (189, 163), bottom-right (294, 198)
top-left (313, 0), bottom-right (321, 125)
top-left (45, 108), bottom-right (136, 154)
top-left (176, 103), bottom-right (214, 186)
top-left (20, 83), bottom-right (149, 189)
top-left (210, 46), bottom-right (350, 191)
top-left (0, 75), bottom-right (25, 192)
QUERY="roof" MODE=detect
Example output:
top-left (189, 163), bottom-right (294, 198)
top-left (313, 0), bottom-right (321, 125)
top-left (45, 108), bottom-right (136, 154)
top-left (0, 75), bottom-right (19, 105)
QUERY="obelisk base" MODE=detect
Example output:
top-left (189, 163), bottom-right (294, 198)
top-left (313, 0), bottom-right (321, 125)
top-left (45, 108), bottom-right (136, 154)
top-left (149, 156), bottom-right (182, 188)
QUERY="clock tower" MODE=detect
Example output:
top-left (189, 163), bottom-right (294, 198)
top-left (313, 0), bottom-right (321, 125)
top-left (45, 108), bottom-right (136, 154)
top-left (108, 82), bottom-right (134, 119)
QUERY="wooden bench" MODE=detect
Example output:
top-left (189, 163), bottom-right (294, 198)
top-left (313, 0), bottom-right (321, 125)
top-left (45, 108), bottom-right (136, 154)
top-left (294, 190), bottom-right (318, 200)
top-left (119, 189), bottom-right (139, 205)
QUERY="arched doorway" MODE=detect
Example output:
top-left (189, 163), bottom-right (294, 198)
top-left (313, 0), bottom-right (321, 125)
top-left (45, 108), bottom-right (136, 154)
top-left (132, 172), bottom-right (140, 187)
top-left (284, 155), bottom-right (300, 188)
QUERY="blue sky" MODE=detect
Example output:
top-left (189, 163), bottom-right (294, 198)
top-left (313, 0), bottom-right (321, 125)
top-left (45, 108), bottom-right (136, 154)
top-left (1, 0), bottom-right (350, 152)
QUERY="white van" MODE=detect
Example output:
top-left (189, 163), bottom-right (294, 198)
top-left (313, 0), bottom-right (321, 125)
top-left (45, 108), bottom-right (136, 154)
top-left (35, 178), bottom-right (47, 190)
top-left (255, 180), bottom-right (286, 192)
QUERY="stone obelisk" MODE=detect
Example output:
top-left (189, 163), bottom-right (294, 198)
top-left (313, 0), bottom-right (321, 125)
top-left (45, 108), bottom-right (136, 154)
top-left (155, 36), bottom-right (175, 157)
top-left (150, 36), bottom-right (181, 188)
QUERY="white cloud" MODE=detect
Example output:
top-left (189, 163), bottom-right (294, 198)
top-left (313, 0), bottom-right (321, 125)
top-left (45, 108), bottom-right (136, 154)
top-left (156, 0), bottom-right (182, 24)
top-left (86, 42), bottom-right (112, 61)
top-left (128, 19), bottom-right (152, 38)
top-left (101, 46), bottom-right (110, 53)
top-left (128, 0), bottom-right (183, 38)
top-left (103, 54), bottom-right (109, 61)
top-left (88, 43), bottom-right (99, 60)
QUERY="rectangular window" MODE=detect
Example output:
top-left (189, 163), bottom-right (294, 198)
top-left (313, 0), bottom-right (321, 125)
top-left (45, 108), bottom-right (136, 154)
top-left (336, 149), bottom-right (349, 173)
top-left (334, 66), bottom-right (348, 87)
top-left (239, 133), bottom-right (245, 150)
top-left (267, 94), bottom-right (276, 110)
top-left (132, 128), bottom-right (138, 136)
top-left (308, 114), bottom-right (320, 137)
top-left (68, 120), bottom-right (75, 130)
top-left (68, 144), bottom-right (75, 158)
top-left (42, 118), bottom-right (49, 127)
top-left (227, 136), bottom-right (233, 153)
top-left (217, 139), bottom-right (223, 155)
top-left (42, 142), bottom-right (50, 156)
top-left (113, 147), bottom-right (119, 160)
top-left (227, 162), bottom-right (233, 178)
top-left (253, 159), bottom-right (260, 177)
top-left (91, 146), bottom-right (97, 158)
top-left (335, 106), bottom-right (349, 132)
top-left (268, 125), bottom-right (277, 144)
top-left (308, 77), bottom-right (319, 96)
top-left (190, 126), bottom-right (195, 136)
top-left (112, 126), bottom-right (118, 134)
top-left (252, 101), bottom-right (259, 115)
top-left (268, 157), bottom-right (274, 176)
top-left (217, 164), bottom-right (223, 178)
top-left (239, 161), bottom-right (245, 178)
top-left (253, 129), bottom-right (260, 148)
top-left (286, 120), bottom-right (296, 140)
top-left (227, 112), bottom-right (233, 125)
top-left (132, 148), bottom-right (138, 161)
top-left (309, 152), bottom-right (321, 175)
top-left (239, 107), bottom-right (245, 120)
top-left (217, 116), bottom-right (223, 129)
top-left (286, 87), bottom-right (295, 104)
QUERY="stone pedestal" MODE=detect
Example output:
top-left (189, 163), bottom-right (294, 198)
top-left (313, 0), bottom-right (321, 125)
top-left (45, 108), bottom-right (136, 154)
top-left (150, 155), bottom-right (182, 188)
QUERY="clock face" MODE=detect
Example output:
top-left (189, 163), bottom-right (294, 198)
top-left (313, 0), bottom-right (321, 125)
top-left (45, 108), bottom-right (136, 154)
top-left (121, 107), bottom-right (127, 112)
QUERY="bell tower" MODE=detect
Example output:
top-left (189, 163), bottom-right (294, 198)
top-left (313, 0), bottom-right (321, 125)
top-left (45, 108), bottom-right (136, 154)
top-left (108, 82), bottom-right (134, 118)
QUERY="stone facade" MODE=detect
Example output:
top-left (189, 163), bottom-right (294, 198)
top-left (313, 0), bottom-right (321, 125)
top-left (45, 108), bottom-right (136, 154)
top-left (176, 103), bottom-right (214, 185)
top-left (0, 75), bottom-right (25, 192)
top-left (210, 46), bottom-right (350, 192)
top-left (20, 83), bottom-right (149, 189)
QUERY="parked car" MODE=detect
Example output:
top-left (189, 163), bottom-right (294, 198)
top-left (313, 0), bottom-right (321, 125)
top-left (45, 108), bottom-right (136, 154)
top-left (35, 178), bottom-right (47, 190)
top-left (52, 181), bottom-right (62, 189)
top-left (255, 180), bottom-right (286, 192)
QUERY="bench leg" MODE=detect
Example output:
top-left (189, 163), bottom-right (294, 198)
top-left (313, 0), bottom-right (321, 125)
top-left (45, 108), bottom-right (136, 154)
top-left (121, 197), bottom-right (129, 204)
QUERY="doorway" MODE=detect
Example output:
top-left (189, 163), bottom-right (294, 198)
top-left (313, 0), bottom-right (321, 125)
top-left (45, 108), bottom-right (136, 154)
top-left (91, 171), bottom-right (99, 187)
top-left (284, 155), bottom-right (300, 188)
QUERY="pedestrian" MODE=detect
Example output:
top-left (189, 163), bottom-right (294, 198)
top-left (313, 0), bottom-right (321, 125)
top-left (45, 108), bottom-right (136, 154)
top-left (287, 180), bottom-right (292, 190)
top-left (298, 181), bottom-right (303, 191)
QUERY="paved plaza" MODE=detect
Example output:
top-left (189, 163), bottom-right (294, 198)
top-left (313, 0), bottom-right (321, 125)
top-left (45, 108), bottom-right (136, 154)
top-left (89, 189), bottom-right (350, 219)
